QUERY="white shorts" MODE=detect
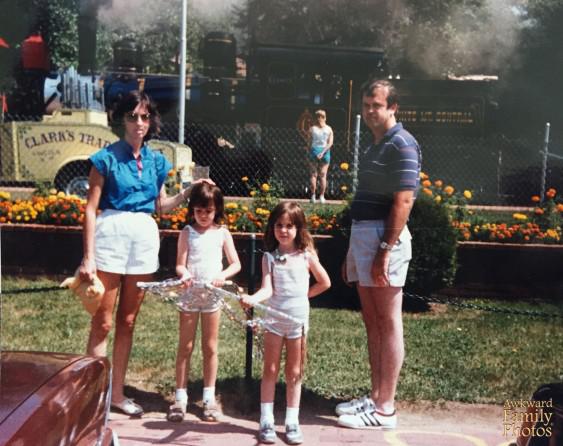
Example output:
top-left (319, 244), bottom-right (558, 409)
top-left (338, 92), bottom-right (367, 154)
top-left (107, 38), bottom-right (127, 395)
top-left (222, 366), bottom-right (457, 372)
top-left (95, 209), bottom-right (160, 275)
top-left (176, 286), bottom-right (222, 313)
top-left (264, 306), bottom-right (309, 339)
top-left (346, 220), bottom-right (412, 287)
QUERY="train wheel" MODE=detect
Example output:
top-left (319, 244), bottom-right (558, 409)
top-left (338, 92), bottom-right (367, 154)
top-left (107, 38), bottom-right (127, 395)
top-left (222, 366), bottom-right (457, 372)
top-left (54, 162), bottom-right (91, 198)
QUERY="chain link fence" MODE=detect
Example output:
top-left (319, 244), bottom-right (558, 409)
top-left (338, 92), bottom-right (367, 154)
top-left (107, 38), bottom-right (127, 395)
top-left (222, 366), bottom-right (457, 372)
top-left (2, 112), bottom-right (562, 205)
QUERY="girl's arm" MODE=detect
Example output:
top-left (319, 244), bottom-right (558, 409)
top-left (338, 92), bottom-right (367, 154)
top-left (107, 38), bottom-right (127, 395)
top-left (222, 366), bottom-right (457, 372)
top-left (176, 227), bottom-right (191, 283)
top-left (241, 255), bottom-right (273, 306)
top-left (79, 167), bottom-right (104, 282)
top-left (305, 127), bottom-right (313, 151)
top-left (211, 229), bottom-right (242, 286)
top-left (326, 126), bottom-right (334, 151)
top-left (320, 127), bottom-right (334, 157)
top-left (307, 251), bottom-right (331, 298)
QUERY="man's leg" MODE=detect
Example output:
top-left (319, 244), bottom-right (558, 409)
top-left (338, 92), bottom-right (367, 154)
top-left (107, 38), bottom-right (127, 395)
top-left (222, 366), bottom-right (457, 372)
top-left (371, 286), bottom-right (404, 413)
top-left (357, 285), bottom-right (381, 402)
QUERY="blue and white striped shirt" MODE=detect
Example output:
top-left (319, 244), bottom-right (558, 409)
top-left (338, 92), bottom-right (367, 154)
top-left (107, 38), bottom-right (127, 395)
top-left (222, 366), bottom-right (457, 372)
top-left (350, 123), bottom-right (421, 221)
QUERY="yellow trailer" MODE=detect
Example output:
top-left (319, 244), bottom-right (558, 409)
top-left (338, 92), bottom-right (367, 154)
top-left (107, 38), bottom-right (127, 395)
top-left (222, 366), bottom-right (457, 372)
top-left (0, 109), bottom-right (192, 196)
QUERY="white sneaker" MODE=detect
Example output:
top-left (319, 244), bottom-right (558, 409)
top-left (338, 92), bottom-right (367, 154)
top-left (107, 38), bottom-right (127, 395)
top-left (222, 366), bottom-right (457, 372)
top-left (285, 424), bottom-right (304, 444)
top-left (319, 195), bottom-right (326, 204)
top-left (259, 422), bottom-right (277, 443)
top-left (338, 400), bottom-right (397, 430)
top-left (310, 195), bottom-right (316, 204)
top-left (335, 395), bottom-right (370, 416)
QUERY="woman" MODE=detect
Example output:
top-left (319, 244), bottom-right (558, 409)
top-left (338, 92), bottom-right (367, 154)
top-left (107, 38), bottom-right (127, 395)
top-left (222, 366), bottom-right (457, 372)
top-left (79, 91), bottom-right (192, 417)
top-left (307, 110), bottom-right (333, 204)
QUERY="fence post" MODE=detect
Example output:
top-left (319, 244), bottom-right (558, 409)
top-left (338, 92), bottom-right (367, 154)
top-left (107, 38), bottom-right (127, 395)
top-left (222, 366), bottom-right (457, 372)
top-left (245, 233), bottom-right (256, 381)
top-left (352, 114), bottom-right (361, 194)
top-left (540, 122), bottom-right (550, 202)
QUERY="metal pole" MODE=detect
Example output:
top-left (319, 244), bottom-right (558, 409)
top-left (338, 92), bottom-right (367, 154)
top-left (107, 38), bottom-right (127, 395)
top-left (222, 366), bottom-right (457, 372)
top-left (352, 114), bottom-right (361, 194)
top-left (245, 233), bottom-right (256, 381)
top-left (540, 122), bottom-right (550, 202)
top-left (178, 0), bottom-right (187, 144)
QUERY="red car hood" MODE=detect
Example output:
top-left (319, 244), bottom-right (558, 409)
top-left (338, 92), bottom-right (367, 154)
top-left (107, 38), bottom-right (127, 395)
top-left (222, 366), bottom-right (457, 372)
top-left (0, 351), bottom-right (86, 423)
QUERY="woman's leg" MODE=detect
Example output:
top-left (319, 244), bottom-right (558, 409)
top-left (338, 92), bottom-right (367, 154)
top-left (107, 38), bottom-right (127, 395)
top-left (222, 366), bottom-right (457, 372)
top-left (111, 273), bottom-right (151, 403)
top-left (318, 162), bottom-right (330, 199)
top-left (86, 270), bottom-right (121, 357)
top-left (285, 337), bottom-right (304, 408)
top-left (261, 331), bottom-right (284, 403)
top-left (176, 311), bottom-right (200, 389)
top-left (309, 161), bottom-right (318, 198)
top-left (200, 310), bottom-right (221, 388)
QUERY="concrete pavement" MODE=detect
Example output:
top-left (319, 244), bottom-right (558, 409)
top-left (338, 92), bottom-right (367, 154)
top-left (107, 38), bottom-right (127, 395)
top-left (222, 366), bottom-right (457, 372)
top-left (109, 401), bottom-right (516, 446)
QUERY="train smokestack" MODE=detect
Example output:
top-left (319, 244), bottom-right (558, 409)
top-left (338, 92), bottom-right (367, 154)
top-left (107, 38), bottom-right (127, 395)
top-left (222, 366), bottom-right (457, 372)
top-left (78, 0), bottom-right (111, 74)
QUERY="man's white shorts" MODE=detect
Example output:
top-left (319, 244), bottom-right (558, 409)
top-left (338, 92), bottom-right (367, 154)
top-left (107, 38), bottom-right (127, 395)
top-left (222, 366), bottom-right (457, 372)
top-left (346, 220), bottom-right (412, 287)
top-left (95, 209), bottom-right (160, 275)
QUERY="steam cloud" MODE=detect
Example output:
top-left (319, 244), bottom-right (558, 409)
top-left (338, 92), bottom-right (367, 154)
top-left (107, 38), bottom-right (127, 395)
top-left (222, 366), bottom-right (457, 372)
top-left (98, 0), bottom-right (526, 77)
top-left (400, 0), bottom-right (525, 76)
top-left (98, 0), bottom-right (243, 31)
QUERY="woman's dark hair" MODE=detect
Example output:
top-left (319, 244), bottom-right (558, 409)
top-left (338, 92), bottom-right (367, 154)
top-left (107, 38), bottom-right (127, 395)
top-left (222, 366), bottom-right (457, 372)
top-left (112, 90), bottom-right (161, 140)
top-left (187, 182), bottom-right (224, 224)
top-left (264, 201), bottom-right (314, 252)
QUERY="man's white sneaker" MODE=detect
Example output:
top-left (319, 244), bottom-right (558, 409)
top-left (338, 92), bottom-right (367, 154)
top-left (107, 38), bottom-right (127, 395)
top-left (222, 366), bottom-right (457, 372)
top-left (338, 403), bottom-right (397, 430)
top-left (335, 395), bottom-right (370, 416)
top-left (310, 196), bottom-right (316, 204)
top-left (319, 195), bottom-right (326, 204)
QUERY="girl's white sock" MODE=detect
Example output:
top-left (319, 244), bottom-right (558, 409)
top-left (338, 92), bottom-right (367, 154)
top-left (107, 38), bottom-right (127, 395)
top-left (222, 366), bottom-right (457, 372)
top-left (202, 386), bottom-right (215, 405)
top-left (260, 402), bottom-right (275, 425)
top-left (175, 388), bottom-right (188, 404)
top-left (285, 406), bottom-right (300, 426)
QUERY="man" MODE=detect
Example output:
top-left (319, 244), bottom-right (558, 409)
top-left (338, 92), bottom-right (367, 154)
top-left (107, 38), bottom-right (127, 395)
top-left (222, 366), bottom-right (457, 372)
top-left (336, 79), bottom-right (421, 429)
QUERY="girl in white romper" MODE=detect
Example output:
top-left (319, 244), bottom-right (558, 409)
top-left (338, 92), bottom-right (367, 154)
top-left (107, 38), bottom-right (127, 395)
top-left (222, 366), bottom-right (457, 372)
top-left (168, 182), bottom-right (241, 422)
top-left (243, 202), bottom-right (331, 444)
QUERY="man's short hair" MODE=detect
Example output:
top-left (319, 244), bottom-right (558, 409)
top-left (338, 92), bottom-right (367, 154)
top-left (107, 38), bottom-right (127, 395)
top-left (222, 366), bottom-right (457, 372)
top-left (315, 109), bottom-right (326, 119)
top-left (360, 78), bottom-right (399, 108)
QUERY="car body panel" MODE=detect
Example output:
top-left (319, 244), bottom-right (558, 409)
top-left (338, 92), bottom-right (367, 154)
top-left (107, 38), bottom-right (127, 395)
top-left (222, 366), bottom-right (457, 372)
top-left (0, 351), bottom-right (113, 446)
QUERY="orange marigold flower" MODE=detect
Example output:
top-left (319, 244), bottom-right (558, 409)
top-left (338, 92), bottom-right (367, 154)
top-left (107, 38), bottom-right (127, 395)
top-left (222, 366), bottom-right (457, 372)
top-left (557, 204), bottom-right (563, 212)
top-left (546, 188), bottom-right (557, 198)
top-left (531, 195), bottom-right (540, 203)
top-left (419, 172), bottom-right (428, 180)
top-left (422, 188), bottom-right (433, 196)
top-left (434, 180), bottom-right (443, 188)
top-left (534, 207), bottom-right (544, 215)
top-left (422, 180), bottom-right (431, 187)
top-left (444, 186), bottom-right (454, 196)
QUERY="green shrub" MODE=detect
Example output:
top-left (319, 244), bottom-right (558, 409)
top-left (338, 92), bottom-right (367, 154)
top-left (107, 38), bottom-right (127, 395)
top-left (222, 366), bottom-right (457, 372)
top-left (406, 195), bottom-right (458, 294)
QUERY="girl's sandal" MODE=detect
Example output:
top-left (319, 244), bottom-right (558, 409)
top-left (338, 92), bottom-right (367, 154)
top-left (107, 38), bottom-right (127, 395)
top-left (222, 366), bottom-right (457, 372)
top-left (111, 398), bottom-right (144, 417)
top-left (202, 402), bottom-right (222, 422)
top-left (167, 402), bottom-right (186, 422)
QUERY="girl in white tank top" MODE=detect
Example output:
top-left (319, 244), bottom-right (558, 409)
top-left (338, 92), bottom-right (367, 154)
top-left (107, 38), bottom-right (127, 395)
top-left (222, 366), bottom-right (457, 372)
top-left (242, 202), bottom-right (331, 444)
top-left (168, 183), bottom-right (241, 423)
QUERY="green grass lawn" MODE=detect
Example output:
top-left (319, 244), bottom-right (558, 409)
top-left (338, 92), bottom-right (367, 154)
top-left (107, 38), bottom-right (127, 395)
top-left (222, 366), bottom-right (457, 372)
top-left (2, 276), bottom-right (562, 413)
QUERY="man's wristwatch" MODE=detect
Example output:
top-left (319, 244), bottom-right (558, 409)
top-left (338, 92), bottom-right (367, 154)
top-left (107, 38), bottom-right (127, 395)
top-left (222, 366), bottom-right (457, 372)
top-left (379, 241), bottom-right (393, 251)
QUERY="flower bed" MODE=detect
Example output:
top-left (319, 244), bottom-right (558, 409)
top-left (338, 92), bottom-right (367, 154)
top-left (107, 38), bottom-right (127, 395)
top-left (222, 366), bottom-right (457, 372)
top-left (0, 175), bottom-right (561, 244)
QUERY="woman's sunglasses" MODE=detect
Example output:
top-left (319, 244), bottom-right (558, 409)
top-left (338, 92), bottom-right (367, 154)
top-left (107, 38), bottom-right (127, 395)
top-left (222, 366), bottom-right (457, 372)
top-left (125, 112), bottom-right (150, 123)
